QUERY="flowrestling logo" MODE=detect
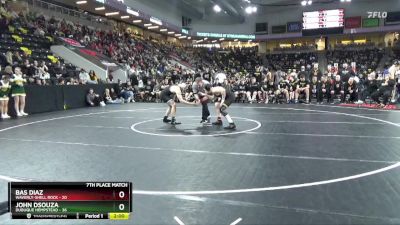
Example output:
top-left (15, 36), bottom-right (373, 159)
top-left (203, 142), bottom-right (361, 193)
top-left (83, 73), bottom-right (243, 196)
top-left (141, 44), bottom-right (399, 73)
top-left (367, 11), bottom-right (388, 19)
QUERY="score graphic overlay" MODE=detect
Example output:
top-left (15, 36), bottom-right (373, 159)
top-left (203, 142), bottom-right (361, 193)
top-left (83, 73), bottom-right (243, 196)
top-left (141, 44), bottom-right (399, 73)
top-left (8, 182), bottom-right (132, 220)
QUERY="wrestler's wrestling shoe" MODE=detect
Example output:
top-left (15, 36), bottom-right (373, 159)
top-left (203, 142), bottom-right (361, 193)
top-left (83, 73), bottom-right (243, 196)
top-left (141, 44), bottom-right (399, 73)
top-left (171, 118), bottom-right (181, 125)
top-left (163, 116), bottom-right (171, 123)
top-left (224, 123), bottom-right (236, 130)
top-left (200, 119), bottom-right (212, 126)
top-left (212, 120), bottom-right (223, 126)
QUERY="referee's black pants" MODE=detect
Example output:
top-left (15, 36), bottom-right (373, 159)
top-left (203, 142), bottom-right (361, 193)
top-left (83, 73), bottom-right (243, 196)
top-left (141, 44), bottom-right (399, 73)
top-left (201, 99), bottom-right (210, 121)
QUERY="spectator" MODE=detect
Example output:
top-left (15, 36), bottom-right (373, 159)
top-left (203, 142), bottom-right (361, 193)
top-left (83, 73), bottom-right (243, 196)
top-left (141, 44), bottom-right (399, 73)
top-left (86, 88), bottom-right (105, 107)
top-left (295, 74), bottom-right (310, 103)
top-left (4, 65), bottom-right (13, 76)
top-left (5, 51), bottom-right (13, 66)
top-left (371, 76), bottom-right (396, 107)
top-left (53, 61), bottom-right (67, 78)
top-left (88, 70), bottom-right (99, 84)
top-left (79, 69), bottom-right (90, 84)
top-left (106, 73), bottom-right (114, 83)
top-left (57, 78), bottom-right (65, 85)
top-left (344, 77), bottom-right (358, 103)
top-left (21, 60), bottom-right (32, 77)
top-left (118, 81), bottom-right (135, 103)
top-left (0, 13), bottom-right (9, 33)
top-left (103, 88), bottom-right (123, 104)
top-left (38, 61), bottom-right (50, 80)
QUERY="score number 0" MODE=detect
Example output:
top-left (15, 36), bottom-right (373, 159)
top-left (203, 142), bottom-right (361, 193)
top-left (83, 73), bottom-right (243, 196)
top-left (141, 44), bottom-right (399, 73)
top-left (118, 191), bottom-right (126, 211)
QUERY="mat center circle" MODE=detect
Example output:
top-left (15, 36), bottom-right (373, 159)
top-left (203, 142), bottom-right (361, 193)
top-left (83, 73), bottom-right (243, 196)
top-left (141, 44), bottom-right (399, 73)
top-left (130, 116), bottom-right (261, 137)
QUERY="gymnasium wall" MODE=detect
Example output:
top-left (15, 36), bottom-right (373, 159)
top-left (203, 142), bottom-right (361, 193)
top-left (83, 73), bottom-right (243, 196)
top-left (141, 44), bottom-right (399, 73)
top-left (7, 84), bottom-right (117, 117)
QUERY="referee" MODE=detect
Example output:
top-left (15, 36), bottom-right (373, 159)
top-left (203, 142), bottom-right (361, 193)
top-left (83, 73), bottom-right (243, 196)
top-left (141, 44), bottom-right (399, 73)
top-left (192, 76), bottom-right (211, 125)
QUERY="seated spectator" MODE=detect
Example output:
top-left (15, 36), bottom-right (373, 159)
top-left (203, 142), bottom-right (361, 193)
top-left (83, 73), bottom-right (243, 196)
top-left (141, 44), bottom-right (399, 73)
top-left (184, 80), bottom-right (193, 101)
top-left (320, 75), bottom-right (332, 103)
top-left (35, 78), bottom-right (43, 86)
top-left (246, 77), bottom-right (261, 103)
top-left (30, 60), bottom-right (40, 79)
top-left (5, 51), bottom-right (13, 66)
top-left (140, 80), bottom-right (154, 102)
top-left (295, 74), bottom-right (310, 103)
top-left (57, 78), bottom-right (65, 85)
top-left (371, 76), bottom-right (396, 107)
top-left (153, 80), bottom-right (162, 102)
top-left (104, 88), bottom-right (123, 104)
top-left (4, 65), bottom-right (13, 76)
top-left (276, 75), bottom-right (290, 103)
top-left (332, 75), bottom-right (345, 103)
top-left (234, 79), bottom-right (247, 102)
top-left (106, 73), bottom-right (114, 83)
top-left (310, 76), bottom-right (321, 103)
top-left (21, 60), bottom-right (33, 78)
top-left (86, 88), bottom-right (105, 107)
top-left (38, 61), bottom-right (50, 80)
top-left (344, 77), bottom-right (358, 103)
top-left (79, 69), bottom-right (90, 84)
top-left (14, 51), bottom-right (23, 64)
top-left (53, 61), bottom-right (67, 79)
top-left (0, 13), bottom-right (8, 34)
top-left (261, 76), bottom-right (277, 104)
top-left (67, 77), bottom-right (79, 85)
top-left (88, 70), bottom-right (99, 84)
top-left (118, 81), bottom-right (135, 103)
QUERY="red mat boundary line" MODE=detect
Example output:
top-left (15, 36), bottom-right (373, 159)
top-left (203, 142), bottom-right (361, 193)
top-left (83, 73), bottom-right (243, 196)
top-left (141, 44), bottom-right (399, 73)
top-left (338, 103), bottom-right (398, 110)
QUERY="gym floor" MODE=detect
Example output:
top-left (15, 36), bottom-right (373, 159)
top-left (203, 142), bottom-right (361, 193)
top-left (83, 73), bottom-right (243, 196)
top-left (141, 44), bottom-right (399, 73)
top-left (0, 103), bottom-right (400, 225)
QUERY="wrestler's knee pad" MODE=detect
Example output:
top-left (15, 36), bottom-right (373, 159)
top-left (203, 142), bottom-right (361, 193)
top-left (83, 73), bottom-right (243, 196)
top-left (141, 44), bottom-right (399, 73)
top-left (220, 105), bottom-right (228, 116)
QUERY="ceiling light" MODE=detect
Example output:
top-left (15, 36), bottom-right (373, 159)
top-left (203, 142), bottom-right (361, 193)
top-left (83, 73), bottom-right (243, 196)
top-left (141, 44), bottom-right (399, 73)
top-left (219, 38), bottom-right (225, 41)
top-left (76, 1), bottom-right (87, 4)
top-left (105, 12), bottom-right (119, 16)
top-left (175, 33), bottom-right (182, 37)
top-left (121, 16), bottom-right (130, 19)
top-left (160, 29), bottom-right (167, 32)
top-left (178, 36), bottom-right (187, 39)
top-left (301, 0), bottom-right (307, 6)
top-left (168, 31), bottom-right (175, 34)
top-left (234, 39), bottom-right (238, 41)
top-left (127, 7), bottom-right (140, 16)
top-left (95, 7), bottom-right (105, 11)
top-left (346, 0), bottom-right (351, 2)
top-left (204, 38), bottom-right (208, 40)
top-left (307, 0), bottom-right (312, 5)
top-left (245, 6), bottom-right (253, 14)
top-left (252, 6), bottom-right (257, 12)
top-left (213, 5), bottom-right (221, 13)
top-left (143, 23), bottom-right (152, 27)
top-left (212, 40), bottom-right (217, 43)
top-left (148, 26), bottom-right (159, 29)
top-left (133, 20), bottom-right (142, 23)
top-left (188, 37), bottom-right (191, 40)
